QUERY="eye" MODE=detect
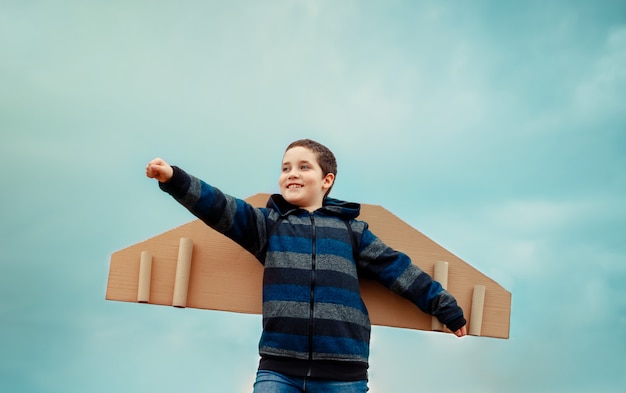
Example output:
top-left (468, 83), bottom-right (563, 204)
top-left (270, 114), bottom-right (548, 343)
top-left (300, 165), bottom-right (309, 170)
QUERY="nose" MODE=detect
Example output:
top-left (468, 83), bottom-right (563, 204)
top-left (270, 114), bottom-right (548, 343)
top-left (287, 168), bottom-right (300, 178)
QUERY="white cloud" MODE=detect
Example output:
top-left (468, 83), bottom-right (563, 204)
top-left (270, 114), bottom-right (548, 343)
top-left (481, 198), bottom-right (596, 236)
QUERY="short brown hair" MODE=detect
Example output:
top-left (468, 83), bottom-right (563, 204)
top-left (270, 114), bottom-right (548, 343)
top-left (285, 139), bottom-right (337, 195)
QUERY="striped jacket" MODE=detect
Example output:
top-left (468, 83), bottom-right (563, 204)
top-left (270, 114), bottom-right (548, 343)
top-left (160, 166), bottom-right (466, 380)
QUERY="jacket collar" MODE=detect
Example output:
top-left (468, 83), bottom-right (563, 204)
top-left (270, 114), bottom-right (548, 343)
top-left (267, 194), bottom-right (360, 219)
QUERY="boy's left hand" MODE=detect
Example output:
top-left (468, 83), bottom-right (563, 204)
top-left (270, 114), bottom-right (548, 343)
top-left (453, 326), bottom-right (467, 337)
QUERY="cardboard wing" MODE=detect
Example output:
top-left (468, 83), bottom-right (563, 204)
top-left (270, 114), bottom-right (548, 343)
top-left (106, 193), bottom-right (511, 339)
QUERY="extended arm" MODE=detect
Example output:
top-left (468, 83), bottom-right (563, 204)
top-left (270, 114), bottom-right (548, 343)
top-left (145, 158), bottom-right (267, 256)
top-left (356, 223), bottom-right (467, 336)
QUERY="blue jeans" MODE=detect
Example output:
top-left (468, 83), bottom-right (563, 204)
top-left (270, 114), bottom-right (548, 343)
top-left (253, 370), bottom-right (369, 393)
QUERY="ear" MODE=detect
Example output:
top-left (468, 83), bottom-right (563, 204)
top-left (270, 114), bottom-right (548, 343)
top-left (322, 173), bottom-right (335, 190)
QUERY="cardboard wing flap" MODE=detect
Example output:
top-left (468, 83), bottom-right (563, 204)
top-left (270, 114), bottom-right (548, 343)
top-left (106, 193), bottom-right (511, 339)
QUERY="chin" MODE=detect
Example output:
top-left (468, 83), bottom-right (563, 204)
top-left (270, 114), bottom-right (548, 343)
top-left (280, 193), bottom-right (296, 203)
top-left (285, 197), bottom-right (301, 206)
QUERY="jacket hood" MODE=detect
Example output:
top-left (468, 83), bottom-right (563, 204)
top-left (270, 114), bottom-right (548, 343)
top-left (267, 194), bottom-right (360, 219)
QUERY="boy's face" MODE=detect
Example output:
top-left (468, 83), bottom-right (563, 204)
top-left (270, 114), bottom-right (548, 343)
top-left (280, 146), bottom-right (335, 212)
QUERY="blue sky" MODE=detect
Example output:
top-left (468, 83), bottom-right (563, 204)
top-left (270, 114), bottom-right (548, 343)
top-left (1, 1), bottom-right (625, 392)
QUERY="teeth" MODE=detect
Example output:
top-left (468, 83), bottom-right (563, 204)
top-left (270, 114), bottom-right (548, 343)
top-left (288, 184), bottom-right (302, 189)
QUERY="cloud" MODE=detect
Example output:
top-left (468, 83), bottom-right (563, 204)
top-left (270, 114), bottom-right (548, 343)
top-left (574, 26), bottom-right (626, 120)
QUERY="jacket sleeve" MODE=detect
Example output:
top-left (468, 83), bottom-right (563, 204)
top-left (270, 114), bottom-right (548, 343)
top-left (158, 166), bottom-right (268, 256)
top-left (355, 222), bottom-right (466, 332)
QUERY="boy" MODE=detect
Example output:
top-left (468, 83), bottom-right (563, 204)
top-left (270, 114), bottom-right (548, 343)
top-left (146, 139), bottom-right (467, 393)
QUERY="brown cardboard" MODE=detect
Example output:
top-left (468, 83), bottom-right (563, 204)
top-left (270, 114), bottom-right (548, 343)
top-left (106, 193), bottom-right (511, 339)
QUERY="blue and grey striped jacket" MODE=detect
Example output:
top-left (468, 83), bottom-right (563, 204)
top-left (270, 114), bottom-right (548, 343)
top-left (160, 166), bottom-right (466, 380)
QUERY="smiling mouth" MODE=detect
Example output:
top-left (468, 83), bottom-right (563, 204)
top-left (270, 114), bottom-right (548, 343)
top-left (287, 184), bottom-right (302, 189)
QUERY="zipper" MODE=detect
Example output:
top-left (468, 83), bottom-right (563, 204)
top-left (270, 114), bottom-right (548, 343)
top-left (306, 213), bottom-right (317, 378)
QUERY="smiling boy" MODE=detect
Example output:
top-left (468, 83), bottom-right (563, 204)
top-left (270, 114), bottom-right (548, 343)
top-left (146, 139), bottom-right (466, 393)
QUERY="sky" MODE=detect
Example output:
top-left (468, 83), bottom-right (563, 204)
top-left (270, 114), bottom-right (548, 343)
top-left (1, 0), bottom-right (625, 392)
